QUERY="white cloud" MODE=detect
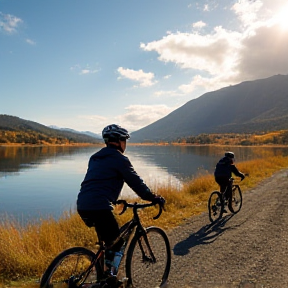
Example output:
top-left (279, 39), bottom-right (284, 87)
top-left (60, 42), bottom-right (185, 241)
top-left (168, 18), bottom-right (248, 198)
top-left (203, 4), bottom-right (209, 12)
top-left (238, 24), bottom-right (288, 79)
top-left (140, 27), bottom-right (242, 81)
top-left (0, 12), bottom-right (23, 34)
top-left (232, 0), bottom-right (263, 28)
top-left (140, 0), bottom-right (288, 94)
top-left (26, 39), bottom-right (36, 45)
top-left (154, 90), bottom-right (181, 97)
top-left (117, 67), bottom-right (157, 87)
top-left (115, 104), bottom-right (175, 132)
top-left (178, 74), bottom-right (230, 94)
top-left (193, 21), bottom-right (206, 29)
top-left (70, 64), bottom-right (99, 75)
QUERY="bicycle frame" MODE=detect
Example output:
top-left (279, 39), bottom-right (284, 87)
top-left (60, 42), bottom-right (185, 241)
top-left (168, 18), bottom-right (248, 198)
top-left (221, 177), bottom-right (235, 201)
top-left (75, 201), bottom-right (162, 286)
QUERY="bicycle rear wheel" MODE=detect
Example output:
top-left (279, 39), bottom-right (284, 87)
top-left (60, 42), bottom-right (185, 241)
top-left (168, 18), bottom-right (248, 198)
top-left (228, 185), bottom-right (242, 214)
top-left (126, 226), bottom-right (171, 288)
top-left (208, 191), bottom-right (223, 223)
top-left (40, 247), bottom-right (99, 288)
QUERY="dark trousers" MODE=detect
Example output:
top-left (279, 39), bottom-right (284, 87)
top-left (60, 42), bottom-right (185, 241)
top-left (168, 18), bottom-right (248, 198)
top-left (215, 176), bottom-right (232, 200)
top-left (77, 209), bottom-right (124, 252)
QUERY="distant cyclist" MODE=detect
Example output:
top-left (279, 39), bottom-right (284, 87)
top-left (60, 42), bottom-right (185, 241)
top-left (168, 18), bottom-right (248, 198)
top-left (214, 152), bottom-right (245, 208)
top-left (77, 124), bottom-right (164, 287)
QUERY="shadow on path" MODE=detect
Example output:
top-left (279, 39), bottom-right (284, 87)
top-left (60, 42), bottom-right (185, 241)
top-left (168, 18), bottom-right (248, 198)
top-left (173, 214), bottom-right (236, 256)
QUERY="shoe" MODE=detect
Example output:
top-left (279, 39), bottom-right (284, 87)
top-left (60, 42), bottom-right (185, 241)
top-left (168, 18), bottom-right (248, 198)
top-left (222, 209), bottom-right (228, 214)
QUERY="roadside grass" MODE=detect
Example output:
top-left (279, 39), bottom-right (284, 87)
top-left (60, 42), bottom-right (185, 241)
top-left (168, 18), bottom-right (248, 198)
top-left (1, 155), bottom-right (288, 287)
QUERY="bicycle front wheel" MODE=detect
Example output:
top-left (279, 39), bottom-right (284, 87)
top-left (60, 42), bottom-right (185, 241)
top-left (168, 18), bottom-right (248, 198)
top-left (208, 191), bottom-right (223, 223)
top-left (228, 185), bottom-right (242, 214)
top-left (40, 247), bottom-right (98, 288)
top-left (126, 227), bottom-right (171, 288)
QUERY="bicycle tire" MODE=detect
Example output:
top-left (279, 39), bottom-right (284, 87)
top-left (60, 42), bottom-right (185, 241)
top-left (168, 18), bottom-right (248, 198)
top-left (228, 185), bottom-right (242, 214)
top-left (40, 246), bottom-right (99, 288)
top-left (125, 226), bottom-right (171, 288)
top-left (208, 191), bottom-right (223, 223)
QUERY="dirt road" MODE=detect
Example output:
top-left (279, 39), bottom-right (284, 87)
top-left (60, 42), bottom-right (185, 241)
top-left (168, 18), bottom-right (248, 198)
top-left (166, 169), bottom-right (288, 288)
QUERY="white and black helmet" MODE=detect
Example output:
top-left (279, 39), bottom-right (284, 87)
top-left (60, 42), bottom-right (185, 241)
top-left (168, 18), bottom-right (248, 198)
top-left (102, 124), bottom-right (130, 143)
top-left (225, 151), bottom-right (235, 159)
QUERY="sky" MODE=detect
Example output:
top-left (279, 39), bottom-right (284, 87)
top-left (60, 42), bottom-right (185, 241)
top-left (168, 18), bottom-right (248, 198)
top-left (1, 0), bottom-right (288, 135)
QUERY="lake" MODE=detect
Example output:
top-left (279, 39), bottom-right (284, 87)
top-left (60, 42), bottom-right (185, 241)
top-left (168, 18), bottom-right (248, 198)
top-left (0, 145), bottom-right (287, 223)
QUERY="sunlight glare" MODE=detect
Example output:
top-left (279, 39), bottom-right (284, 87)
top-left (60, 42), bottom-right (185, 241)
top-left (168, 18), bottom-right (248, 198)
top-left (276, 4), bottom-right (288, 30)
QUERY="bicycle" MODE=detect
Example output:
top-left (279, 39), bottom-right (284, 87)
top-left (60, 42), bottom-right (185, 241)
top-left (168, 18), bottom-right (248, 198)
top-left (40, 200), bottom-right (171, 288)
top-left (208, 177), bottom-right (243, 223)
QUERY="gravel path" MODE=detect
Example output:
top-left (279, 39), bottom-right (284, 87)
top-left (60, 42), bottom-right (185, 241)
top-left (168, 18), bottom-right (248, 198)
top-left (166, 169), bottom-right (288, 288)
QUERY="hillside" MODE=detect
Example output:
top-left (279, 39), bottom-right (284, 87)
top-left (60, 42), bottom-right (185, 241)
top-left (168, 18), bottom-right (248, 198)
top-left (0, 115), bottom-right (100, 144)
top-left (130, 74), bottom-right (288, 142)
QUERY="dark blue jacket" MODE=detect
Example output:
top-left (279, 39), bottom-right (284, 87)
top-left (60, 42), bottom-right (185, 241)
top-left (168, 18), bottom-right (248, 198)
top-left (77, 145), bottom-right (155, 210)
top-left (214, 156), bottom-right (244, 179)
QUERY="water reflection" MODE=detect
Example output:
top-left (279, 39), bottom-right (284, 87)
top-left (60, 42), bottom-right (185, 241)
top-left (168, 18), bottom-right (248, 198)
top-left (0, 145), bottom-right (287, 222)
top-left (0, 145), bottom-right (95, 176)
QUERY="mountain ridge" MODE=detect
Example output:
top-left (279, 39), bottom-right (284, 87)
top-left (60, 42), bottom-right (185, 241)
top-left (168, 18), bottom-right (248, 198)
top-left (130, 74), bottom-right (288, 142)
top-left (0, 114), bottom-right (100, 144)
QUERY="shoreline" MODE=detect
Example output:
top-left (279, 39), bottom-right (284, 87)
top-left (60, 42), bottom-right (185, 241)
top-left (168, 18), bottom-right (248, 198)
top-left (0, 143), bottom-right (103, 147)
top-left (0, 142), bottom-right (287, 148)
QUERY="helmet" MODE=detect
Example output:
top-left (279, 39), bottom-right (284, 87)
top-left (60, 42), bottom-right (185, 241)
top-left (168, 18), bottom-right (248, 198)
top-left (102, 124), bottom-right (130, 143)
top-left (225, 151), bottom-right (235, 159)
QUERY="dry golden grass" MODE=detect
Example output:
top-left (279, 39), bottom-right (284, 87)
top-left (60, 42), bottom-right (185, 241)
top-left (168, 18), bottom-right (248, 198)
top-left (1, 155), bottom-right (288, 287)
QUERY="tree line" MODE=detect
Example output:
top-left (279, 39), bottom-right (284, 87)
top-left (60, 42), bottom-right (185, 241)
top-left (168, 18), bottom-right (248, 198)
top-left (174, 130), bottom-right (288, 146)
top-left (0, 130), bottom-right (99, 145)
top-left (1, 127), bottom-right (288, 146)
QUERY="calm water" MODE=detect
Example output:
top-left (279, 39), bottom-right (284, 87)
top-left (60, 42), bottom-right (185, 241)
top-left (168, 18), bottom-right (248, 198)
top-left (0, 145), bottom-right (287, 222)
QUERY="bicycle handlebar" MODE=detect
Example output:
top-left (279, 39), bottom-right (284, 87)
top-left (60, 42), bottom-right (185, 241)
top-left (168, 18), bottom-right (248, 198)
top-left (115, 199), bottom-right (164, 220)
top-left (230, 173), bottom-right (249, 183)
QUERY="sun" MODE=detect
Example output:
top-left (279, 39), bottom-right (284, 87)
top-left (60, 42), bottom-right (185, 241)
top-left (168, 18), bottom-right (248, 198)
top-left (275, 4), bottom-right (288, 30)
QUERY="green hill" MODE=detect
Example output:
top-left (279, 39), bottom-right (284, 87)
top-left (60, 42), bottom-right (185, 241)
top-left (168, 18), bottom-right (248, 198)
top-left (0, 115), bottom-right (100, 144)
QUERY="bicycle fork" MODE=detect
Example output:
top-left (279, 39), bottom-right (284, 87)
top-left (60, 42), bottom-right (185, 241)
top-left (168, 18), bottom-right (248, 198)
top-left (137, 231), bottom-right (156, 264)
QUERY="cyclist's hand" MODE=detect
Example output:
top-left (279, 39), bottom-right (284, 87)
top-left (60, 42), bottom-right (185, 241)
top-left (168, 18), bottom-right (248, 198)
top-left (152, 196), bottom-right (166, 207)
top-left (240, 174), bottom-right (245, 181)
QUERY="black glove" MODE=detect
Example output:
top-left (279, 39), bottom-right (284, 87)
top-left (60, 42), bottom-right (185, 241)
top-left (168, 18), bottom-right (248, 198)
top-left (152, 196), bottom-right (166, 207)
top-left (240, 174), bottom-right (245, 181)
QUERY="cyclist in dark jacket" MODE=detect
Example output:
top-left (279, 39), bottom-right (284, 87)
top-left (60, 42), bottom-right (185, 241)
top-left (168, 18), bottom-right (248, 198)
top-left (214, 151), bottom-right (245, 201)
top-left (77, 124), bottom-right (164, 284)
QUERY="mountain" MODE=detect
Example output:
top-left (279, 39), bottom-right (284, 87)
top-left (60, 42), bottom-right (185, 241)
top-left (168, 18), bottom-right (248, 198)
top-left (0, 115), bottom-right (100, 144)
top-left (130, 74), bottom-right (288, 142)
top-left (49, 126), bottom-right (102, 139)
